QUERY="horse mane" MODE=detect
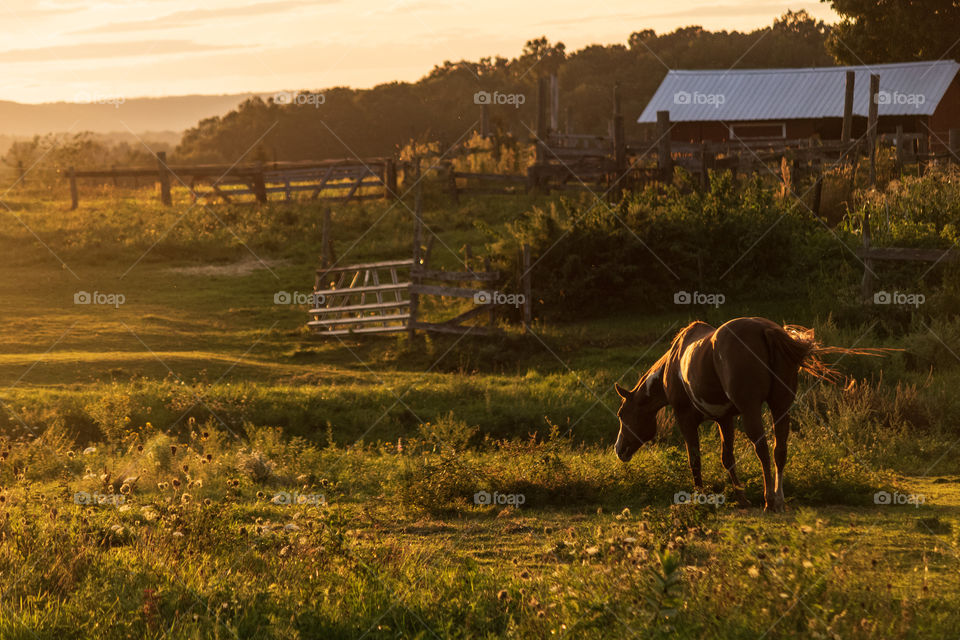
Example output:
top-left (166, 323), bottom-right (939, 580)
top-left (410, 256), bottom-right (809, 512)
top-left (634, 322), bottom-right (710, 391)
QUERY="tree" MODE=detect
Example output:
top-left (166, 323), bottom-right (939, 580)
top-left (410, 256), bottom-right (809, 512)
top-left (823, 0), bottom-right (960, 63)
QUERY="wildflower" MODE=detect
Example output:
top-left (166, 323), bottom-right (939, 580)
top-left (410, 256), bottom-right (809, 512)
top-left (180, 493), bottom-right (192, 504)
top-left (120, 484), bottom-right (131, 495)
top-left (172, 479), bottom-right (181, 489)
top-left (157, 482), bottom-right (169, 491)
top-left (170, 445), bottom-right (177, 455)
top-left (204, 498), bottom-right (212, 506)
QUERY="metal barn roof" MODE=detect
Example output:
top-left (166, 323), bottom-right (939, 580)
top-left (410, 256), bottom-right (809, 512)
top-left (637, 60), bottom-right (960, 123)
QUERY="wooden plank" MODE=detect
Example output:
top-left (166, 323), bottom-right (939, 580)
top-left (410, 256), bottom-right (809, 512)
top-left (317, 259), bottom-right (414, 276)
top-left (857, 247), bottom-right (960, 262)
top-left (314, 282), bottom-right (410, 296)
top-left (310, 300), bottom-right (410, 316)
top-left (411, 268), bottom-right (500, 282)
top-left (315, 325), bottom-right (409, 336)
top-left (409, 284), bottom-right (483, 299)
top-left (309, 313), bottom-right (411, 327)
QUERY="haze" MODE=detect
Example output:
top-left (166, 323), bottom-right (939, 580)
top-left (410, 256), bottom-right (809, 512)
top-left (1, 0), bottom-right (838, 104)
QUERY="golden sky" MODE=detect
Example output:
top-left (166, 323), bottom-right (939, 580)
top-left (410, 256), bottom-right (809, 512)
top-left (0, 0), bottom-right (838, 104)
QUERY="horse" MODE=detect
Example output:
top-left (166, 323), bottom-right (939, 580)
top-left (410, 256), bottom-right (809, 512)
top-left (613, 317), bottom-right (841, 513)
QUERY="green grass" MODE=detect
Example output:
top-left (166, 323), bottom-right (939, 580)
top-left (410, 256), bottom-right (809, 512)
top-left (3, 183), bottom-right (960, 637)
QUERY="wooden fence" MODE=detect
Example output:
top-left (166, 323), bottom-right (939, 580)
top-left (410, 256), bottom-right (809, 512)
top-left (66, 154), bottom-right (398, 209)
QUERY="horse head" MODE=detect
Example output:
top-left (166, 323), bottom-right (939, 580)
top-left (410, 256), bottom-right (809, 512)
top-left (614, 367), bottom-right (666, 462)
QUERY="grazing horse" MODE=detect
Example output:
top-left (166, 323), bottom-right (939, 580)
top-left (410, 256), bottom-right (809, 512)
top-left (614, 317), bottom-right (831, 512)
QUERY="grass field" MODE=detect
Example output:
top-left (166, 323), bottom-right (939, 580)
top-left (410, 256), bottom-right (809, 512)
top-left (2, 180), bottom-right (960, 638)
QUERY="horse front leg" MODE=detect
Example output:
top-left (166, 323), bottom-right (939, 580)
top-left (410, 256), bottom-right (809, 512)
top-left (677, 410), bottom-right (704, 491)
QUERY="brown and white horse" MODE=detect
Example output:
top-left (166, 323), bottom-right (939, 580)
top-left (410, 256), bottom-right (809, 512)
top-left (614, 317), bottom-right (831, 512)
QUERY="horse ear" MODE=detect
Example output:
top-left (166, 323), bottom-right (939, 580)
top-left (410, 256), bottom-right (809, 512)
top-left (614, 383), bottom-right (630, 399)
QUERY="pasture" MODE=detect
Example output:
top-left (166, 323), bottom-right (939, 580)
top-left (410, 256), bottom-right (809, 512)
top-left (2, 173), bottom-right (960, 639)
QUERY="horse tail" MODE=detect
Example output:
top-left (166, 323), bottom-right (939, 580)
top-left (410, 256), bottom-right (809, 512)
top-left (764, 325), bottom-right (840, 384)
top-left (766, 324), bottom-right (892, 384)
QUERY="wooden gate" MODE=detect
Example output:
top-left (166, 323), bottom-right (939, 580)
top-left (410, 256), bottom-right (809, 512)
top-left (310, 259), bottom-right (413, 336)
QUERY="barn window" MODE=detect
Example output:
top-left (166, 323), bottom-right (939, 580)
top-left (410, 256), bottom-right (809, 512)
top-left (728, 122), bottom-right (787, 140)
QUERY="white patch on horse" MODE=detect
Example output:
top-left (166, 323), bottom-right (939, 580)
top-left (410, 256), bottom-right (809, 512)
top-left (680, 344), bottom-right (732, 417)
top-left (645, 368), bottom-right (661, 392)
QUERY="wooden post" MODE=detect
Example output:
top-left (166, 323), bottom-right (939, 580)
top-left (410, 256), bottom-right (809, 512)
top-left (949, 128), bottom-right (960, 164)
top-left (918, 126), bottom-right (929, 176)
top-left (484, 256), bottom-right (495, 328)
top-left (448, 164), bottom-right (459, 205)
top-left (811, 175), bottom-right (823, 217)
top-left (861, 210), bottom-right (876, 302)
top-left (521, 243), bottom-right (532, 331)
top-left (157, 151), bottom-right (172, 206)
top-left (480, 102), bottom-right (490, 138)
top-left (321, 207), bottom-right (332, 269)
top-left (895, 125), bottom-right (905, 174)
top-left (68, 167), bottom-right (78, 210)
top-left (408, 162), bottom-right (423, 340)
top-left (867, 74), bottom-right (879, 187)
top-left (549, 73), bottom-right (560, 132)
top-left (841, 70), bottom-right (855, 144)
top-left (384, 159), bottom-right (397, 199)
top-left (656, 110), bottom-right (673, 183)
top-left (252, 163), bottom-right (267, 203)
top-left (612, 82), bottom-right (626, 187)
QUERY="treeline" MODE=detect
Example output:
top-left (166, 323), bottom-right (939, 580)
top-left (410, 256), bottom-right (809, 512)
top-left (175, 11), bottom-right (833, 164)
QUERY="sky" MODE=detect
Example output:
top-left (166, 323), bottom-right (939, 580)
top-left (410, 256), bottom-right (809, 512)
top-left (0, 0), bottom-right (839, 104)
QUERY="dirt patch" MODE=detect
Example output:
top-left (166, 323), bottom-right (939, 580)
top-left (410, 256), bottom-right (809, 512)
top-left (167, 259), bottom-right (287, 277)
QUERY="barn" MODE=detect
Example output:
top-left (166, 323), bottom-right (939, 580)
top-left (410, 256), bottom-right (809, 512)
top-left (638, 60), bottom-right (960, 147)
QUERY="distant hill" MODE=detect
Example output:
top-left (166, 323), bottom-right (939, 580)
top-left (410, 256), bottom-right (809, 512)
top-left (0, 93), bottom-right (264, 138)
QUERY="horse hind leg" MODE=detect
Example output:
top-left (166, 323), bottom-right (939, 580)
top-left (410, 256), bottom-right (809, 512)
top-left (717, 417), bottom-right (749, 506)
top-left (769, 397), bottom-right (794, 513)
top-left (740, 405), bottom-right (781, 513)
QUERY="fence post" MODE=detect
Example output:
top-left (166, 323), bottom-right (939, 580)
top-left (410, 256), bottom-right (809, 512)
top-left (656, 110), bottom-right (673, 183)
top-left (252, 162), bottom-right (267, 203)
top-left (918, 126), bottom-right (929, 176)
top-left (384, 159), bottom-right (397, 199)
top-left (521, 243), bottom-right (532, 331)
top-left (156, 151), bottom-right (172, 206)
top-left (949, 128), bottom-right (960, 164)
top-left (484, 256), bottom-right (495, 328)
top-left (867, 74), bottom-right (879, 187)
top-left (860, 208), bottom-right (876, 302)
top-left (841, 70), bottom-right (855, 144)
top-left (895, 125), bottom-right (905, 174)
top-left (408, 162), bottom-right (423, 340)
top-left (612, 82), bottom-right (627, 190)
top-left (811, 175), bottom-right (823, 217)
top-left (321, 207), bottom-right (332, 269)
top-left (69, 167), bottom-right (78, 210)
